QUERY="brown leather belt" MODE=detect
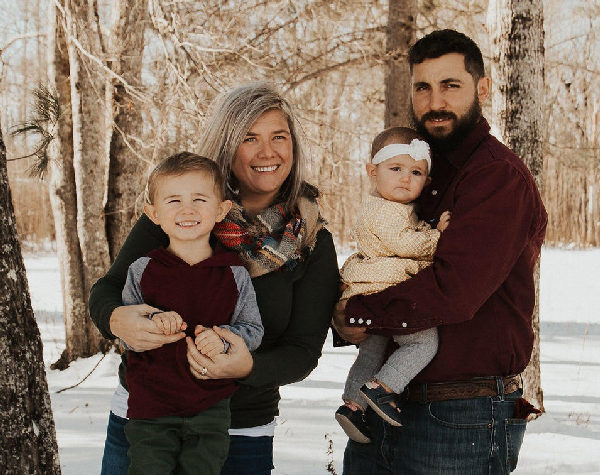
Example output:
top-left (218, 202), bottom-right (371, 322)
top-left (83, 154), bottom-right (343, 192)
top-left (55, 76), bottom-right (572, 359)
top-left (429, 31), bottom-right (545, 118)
top-left (403, 375), bottom-right (521, 403)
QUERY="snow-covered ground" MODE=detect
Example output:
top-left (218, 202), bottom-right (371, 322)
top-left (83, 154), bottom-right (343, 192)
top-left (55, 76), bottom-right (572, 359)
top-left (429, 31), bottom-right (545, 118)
top-left (25, 247), bottom-right (600, 474)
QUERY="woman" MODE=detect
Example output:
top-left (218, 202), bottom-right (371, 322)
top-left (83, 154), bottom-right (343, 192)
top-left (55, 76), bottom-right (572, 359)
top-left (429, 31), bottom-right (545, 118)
top-left (89, 82), bottom-right (340, 474)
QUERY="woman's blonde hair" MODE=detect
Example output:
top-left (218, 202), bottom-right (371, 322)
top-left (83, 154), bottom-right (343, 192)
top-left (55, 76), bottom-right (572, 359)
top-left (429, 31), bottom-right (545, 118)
top-left (198, 82), bottom-right (307, 211)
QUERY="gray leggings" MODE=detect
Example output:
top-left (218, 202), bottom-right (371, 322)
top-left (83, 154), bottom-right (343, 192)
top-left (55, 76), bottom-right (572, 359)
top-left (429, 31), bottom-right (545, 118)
top-left (343, 327), bottom-right (438, 407)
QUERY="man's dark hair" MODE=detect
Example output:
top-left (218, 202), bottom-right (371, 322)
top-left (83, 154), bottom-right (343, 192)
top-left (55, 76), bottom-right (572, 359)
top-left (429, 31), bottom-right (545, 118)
top-left (408, 29), bottom-right (485, 81)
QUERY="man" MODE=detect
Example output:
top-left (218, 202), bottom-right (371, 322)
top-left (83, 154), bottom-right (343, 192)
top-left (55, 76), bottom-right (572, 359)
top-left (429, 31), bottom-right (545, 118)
top-left (333, 29), bottom-right (547, 474)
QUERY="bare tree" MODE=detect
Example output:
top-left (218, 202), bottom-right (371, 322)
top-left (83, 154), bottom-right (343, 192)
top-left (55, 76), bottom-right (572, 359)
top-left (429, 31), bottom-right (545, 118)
top-left (63, 0), bottom-right (112, 356)
top-left (0, 100), bottom-right (60, 475)
top-left (44, 0), bottom-right (93, 369)
top-left (488, 0), bottom-right (545, 414)
top-left (105, 0), bottom-right (149, 259)
top-left (384, 0), bottom-right (417, 127)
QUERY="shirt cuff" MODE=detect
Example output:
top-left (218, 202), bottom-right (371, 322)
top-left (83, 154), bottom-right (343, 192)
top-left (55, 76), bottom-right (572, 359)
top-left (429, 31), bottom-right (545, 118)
top-left (345, 294), bottom-right (436, 332)
top-left (344, 295), bottom-right (376, 327)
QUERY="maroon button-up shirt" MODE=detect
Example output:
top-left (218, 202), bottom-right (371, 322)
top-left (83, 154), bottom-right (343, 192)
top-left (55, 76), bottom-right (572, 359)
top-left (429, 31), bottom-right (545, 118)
top-left (345, 118), bottom-right (547, 383)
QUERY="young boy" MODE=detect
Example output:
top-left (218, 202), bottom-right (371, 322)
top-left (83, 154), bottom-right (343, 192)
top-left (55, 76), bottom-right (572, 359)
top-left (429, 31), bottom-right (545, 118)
top-left (335, 127), bottom-right (450, 443)
top-left (122, 152), bottom-right (264, 475)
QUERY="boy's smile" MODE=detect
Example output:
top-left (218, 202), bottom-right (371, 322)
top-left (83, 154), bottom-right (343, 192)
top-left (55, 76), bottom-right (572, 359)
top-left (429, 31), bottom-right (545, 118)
top-left (144, 171), bottom-right (231, 262)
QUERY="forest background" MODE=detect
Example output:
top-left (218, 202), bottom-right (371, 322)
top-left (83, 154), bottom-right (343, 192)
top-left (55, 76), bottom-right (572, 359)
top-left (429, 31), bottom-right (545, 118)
top-left (0, 0), bottom-right (598, 472)
top-left (4, 0), bottom-right (598, 253)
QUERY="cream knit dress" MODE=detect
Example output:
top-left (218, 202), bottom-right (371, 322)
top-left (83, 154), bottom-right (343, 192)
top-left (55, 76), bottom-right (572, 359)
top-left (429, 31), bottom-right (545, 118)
top-left (342, 194), bottom-right (440, 299)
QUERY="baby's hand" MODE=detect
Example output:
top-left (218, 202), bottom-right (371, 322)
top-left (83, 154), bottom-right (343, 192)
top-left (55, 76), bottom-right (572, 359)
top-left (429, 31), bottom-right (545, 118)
top-left (150, 311), bottom-right (187, 336)
top-left (437, 211), bottom-right (452, 232)
top-left (195, 326), bottom-right (226, 360)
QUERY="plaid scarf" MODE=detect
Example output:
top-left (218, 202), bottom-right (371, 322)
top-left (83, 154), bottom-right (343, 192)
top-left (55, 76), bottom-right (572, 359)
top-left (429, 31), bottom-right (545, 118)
top-left (213, 185), bottom-right (325, 278)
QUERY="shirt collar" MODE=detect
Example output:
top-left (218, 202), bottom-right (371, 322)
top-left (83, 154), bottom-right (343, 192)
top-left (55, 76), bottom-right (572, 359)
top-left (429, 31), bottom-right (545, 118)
top-left (434, 118), bottom-right (491, 169)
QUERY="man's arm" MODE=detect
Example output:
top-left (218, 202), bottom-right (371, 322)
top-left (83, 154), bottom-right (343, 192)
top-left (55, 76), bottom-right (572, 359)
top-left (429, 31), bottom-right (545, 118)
top-left (345, 159), bottom-right (540, 333)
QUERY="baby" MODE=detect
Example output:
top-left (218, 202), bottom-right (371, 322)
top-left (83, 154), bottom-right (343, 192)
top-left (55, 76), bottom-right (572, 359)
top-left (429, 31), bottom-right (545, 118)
top-left (336, 127), bottom-right (450, 443)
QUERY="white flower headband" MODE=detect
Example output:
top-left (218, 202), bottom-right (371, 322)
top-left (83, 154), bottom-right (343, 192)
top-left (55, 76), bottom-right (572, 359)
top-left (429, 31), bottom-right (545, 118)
top-left (371, 139), bottom-right (432, 172)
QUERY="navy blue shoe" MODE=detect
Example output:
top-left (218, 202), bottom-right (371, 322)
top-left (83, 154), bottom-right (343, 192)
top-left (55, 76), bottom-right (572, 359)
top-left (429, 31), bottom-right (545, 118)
top-left (360, 384), bottom-right (403, 427)
top-left (335, 405), bottom-right (372, 443)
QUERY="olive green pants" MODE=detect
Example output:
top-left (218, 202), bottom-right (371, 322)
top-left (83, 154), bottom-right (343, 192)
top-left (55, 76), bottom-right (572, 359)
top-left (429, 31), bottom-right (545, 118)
top-left (125, 398), bottom-right (230, 475)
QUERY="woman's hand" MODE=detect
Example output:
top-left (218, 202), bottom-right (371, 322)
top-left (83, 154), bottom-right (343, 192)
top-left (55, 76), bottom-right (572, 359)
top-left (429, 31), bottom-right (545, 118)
top-left (187, 326), bottom-right (253, 380)
top-left (109, 304), bottom-right (185, 351)
top-left (332, 298), bottom-right (368, 345)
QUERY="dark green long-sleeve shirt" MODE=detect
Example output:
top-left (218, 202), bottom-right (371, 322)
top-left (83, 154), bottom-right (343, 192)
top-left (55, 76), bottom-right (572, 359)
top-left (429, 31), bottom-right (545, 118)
top-left (89, 213), bottom-right (339, 428)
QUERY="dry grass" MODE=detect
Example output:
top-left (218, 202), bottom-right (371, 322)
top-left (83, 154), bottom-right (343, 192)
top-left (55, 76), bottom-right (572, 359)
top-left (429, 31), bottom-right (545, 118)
top-left (7, 159), bottom-right (55, 251)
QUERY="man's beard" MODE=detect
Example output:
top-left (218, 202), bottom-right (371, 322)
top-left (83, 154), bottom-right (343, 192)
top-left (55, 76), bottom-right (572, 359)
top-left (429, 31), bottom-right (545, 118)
top-left (411, 95), bottom-right (482, 152)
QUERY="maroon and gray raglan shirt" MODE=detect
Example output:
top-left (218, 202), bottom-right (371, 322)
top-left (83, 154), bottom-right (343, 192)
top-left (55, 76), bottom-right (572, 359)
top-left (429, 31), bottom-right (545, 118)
top-left (122, 247), bottom-right (263, 419)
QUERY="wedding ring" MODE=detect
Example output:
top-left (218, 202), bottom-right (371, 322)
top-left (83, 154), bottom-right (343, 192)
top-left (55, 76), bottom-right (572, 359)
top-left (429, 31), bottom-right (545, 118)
top-left (200, 367), bottom-right (208, 376)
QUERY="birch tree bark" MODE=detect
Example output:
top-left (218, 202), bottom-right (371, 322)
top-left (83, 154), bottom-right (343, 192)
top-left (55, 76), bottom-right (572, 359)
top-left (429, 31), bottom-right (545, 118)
top-left (488, 0), bottom-right (545, 414)
top-left (64, 0), bottom-right (112, 355)
top-left (0, 103), bottom-right (61, 475)
top-left (384, 0), bottom-right (417, 128)
top-left (47, 0), bottom-right (91, 368)
top-left (105, 0), bottom-right (148, 259)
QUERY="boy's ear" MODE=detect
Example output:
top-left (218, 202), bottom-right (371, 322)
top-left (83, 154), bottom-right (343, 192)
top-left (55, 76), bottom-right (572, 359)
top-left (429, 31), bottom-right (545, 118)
top-left (365, 163), bottom-right (377, 177)
top-left (426, 176), bottom-right (432, 186)
top-left (216, 199), bottom-right (232, 222)
top-left (144, 203), bottom-right (160, 225)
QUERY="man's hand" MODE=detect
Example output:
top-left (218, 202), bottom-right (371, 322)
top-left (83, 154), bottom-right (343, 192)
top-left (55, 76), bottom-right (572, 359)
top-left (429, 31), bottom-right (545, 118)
top-left (331, 298), bottom-right (368, 345)
top-left (110, 304), bottom-right (185, 351)
top-left (151, 311), bottom-right (187, 336)
top-left (194, 325), bottom-right (225, 360)
top-left (187, 326), bottom-right (253, 380)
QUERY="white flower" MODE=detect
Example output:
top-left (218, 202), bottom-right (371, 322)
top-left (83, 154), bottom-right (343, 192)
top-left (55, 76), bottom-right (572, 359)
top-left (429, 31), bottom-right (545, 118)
top-left (408, 139), bottom-right (431, 161)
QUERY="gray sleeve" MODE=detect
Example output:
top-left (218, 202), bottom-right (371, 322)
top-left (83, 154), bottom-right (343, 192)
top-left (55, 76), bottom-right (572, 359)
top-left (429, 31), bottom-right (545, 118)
top-left (122, 257), bottom-right (151, 306)
top-left (222, 266), bottom-right (264, 352)
top-left (120, 257), bottom-right (151, 351)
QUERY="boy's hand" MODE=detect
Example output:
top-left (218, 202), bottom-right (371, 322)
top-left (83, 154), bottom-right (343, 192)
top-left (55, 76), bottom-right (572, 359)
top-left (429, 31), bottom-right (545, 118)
top-left (195, 325), bottom-right (226, 360)
top-left (150, 311), bottom-right (187, 335)
top-left (437, 211), bottom-right (452, 232)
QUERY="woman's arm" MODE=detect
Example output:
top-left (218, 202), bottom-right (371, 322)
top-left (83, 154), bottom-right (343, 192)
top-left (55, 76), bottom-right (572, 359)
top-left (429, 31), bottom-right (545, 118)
top-left (88, 214), bottom-right (181, 350)
top-left (186, 230), bottom-right (339, 385)
top-left (241, 229), bottom-right (340, 388)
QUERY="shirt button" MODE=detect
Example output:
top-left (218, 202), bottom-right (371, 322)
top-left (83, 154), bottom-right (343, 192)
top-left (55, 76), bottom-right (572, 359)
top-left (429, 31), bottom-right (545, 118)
top-left (358, 318), bottom-right (364, 324)
top-left (402, 322), bottom-right (407, 328)
top-left (366, 319), bottom-right (372, 325)
top-left (431, 190), bottom-right (438, 195)
top-left (349, 318), bottom-right (355, 324)
top-left (411, 302), bottom-right (417, 310)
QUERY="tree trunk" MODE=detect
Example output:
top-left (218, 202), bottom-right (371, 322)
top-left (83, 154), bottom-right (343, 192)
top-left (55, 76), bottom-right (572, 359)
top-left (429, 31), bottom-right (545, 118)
top-left (488, 0), bottom-right (545, 415)
top-left (64, 0), bottom-right (112, 355)
top-left (0, 101), bottom-right (61, 475)
top-left (105, 0), bottom-right (148, 259)
top-left (47, 0), bottom-right (92, 369)
top-left (384, 0), bottom-right (417, 128)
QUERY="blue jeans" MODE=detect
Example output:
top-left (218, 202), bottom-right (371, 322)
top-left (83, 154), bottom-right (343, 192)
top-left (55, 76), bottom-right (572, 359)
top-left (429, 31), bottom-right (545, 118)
top-left (100, 412), bottom-right (274, 475)
top-left (343, 387), bottom-right (526, 475)
top-left (220, 435), bottom-right (274, 475)
top-left (100, 412), bottom-right (129, 475)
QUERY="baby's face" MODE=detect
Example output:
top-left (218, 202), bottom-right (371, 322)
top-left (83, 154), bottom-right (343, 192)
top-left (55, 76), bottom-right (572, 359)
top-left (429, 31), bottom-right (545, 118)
top-left (367, 154), bottom-right (429, 204)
